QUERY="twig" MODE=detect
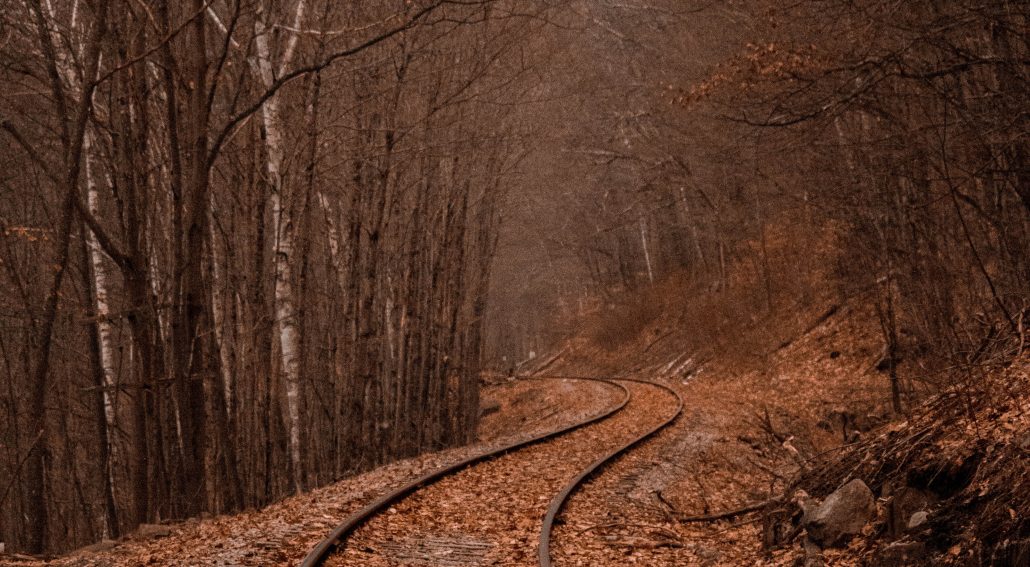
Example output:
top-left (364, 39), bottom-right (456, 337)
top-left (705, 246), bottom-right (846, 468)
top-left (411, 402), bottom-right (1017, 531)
top-left (689, 515), bottom-right (764, 538)
top-left (654, 490), bottom-right (678, 512)
top-left (643, 329), bottom-right (676, 354)
top-left (652, 490), bottom-right (678, 523)
top-left (775, 304), bottom-right (839, 352)
top-left (757, 407), bottom-right (787, 444)
top-left (0, 429), bottom-right (45, 510)
top-left (695, 474), bottom-right (712, 515)
top-left (677, 498), bottom-right (779, 523)
top-left (747, 457), bottom-right (787, 481)
top-left (608, 539), bottom-right (684, 549)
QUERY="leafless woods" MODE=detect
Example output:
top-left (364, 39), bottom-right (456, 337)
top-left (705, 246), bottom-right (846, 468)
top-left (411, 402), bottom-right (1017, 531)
top-left (487, 0), bottom-right (1028, 395)
top-left (1, 0), bottom-right (1027, 557)
top-left (1, 0), bottom-right (539, 553)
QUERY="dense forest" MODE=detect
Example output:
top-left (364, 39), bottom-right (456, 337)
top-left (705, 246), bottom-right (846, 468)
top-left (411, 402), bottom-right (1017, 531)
top-left (0, 0), bottom-right (539, 553)
top-left (1, 0), bottom-right (1027, 557)
top-left (488, 0), bottom-right (1029, 381)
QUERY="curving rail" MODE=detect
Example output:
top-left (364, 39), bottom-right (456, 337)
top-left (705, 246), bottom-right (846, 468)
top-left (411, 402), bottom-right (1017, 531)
top-left (299, 376), bottom-right (631, 567)
top-left (537, 377), bottom-right (684, 567)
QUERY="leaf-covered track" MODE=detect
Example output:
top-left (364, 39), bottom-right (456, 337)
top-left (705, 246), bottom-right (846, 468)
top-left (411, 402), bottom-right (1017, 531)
top-left (538, 378), bottom-right (683, 567)
top-left (300, 377), bottom-right (630, 567)
top-left (304, 376), bottom-right (683, 567)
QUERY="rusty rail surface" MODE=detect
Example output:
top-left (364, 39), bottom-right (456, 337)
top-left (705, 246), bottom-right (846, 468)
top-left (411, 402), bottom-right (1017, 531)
top-left (537, 377), bottom-right (684, 567)
top-left (300, 376), bottom-right (631, 567)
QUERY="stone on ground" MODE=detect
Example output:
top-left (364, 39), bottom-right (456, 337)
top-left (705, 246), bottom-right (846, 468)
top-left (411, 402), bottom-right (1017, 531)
top-left (802, 479), bottom-right (876, 547)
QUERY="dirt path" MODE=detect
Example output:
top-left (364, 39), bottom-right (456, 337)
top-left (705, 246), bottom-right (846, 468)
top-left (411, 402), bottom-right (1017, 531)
top-left (326, 381), bottom-right (681, 567)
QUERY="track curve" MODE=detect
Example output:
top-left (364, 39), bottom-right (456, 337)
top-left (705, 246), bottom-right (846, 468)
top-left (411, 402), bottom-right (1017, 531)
top-left (300, 377), bottom-right (630, 567)
top-left (538, 378), bottom-right (683, 567)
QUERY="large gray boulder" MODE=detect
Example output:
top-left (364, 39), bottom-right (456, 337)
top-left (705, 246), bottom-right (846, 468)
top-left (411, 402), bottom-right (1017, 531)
top-left (803, 479), bottom-right (877, 547)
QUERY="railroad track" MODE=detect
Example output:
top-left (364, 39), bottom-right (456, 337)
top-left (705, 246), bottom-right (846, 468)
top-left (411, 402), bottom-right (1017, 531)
top-left (300, 375), bottom-right (682, 567)
top-left (538, 378), bottom-right (683, 566)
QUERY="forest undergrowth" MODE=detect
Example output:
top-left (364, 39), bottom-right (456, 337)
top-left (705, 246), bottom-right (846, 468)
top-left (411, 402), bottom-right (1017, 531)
top-left (541, 235), bottom-right (1029, 565)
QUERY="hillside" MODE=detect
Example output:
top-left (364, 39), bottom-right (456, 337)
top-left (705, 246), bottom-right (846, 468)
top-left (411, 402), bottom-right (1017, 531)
top-left (531, 272), bottom-right (1029, 566)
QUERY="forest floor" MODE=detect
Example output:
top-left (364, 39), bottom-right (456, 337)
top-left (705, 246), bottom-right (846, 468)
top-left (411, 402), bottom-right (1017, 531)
top-left (327, 380), bottom-right (678, 567)
top-left (6, 286), bottom-right (1027, 566)
top-left (534, 279), bottom-right (1029, 566)
top-left (1, 379), bottom-right (618, 567)
top-left (535, 296), bottom-right (895, 566)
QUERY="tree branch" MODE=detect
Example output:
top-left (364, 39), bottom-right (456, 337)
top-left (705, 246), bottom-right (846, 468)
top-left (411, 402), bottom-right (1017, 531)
top-left (207, 0), bottom-right (451, 169)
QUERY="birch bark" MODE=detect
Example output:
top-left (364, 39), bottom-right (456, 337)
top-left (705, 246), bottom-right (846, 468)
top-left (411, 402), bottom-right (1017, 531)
top-left (45, 0), bottom-right (120, 535)
top-left (253, 3), bottom-right (304, 493)
top-left (639, 215), bottom-right (654, 284)
top-left (83, 135), bottom-right (120, 526)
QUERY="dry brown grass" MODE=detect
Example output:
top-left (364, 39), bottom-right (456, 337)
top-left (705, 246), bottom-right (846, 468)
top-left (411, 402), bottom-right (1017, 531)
top-left (560, 217), bottom-right (849, 380)
top-left (587, 286), bottom-right (667, 351)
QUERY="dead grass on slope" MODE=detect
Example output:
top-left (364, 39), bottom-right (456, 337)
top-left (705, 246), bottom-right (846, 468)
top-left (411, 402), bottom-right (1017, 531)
top-left (544, 262), bottom-right (1028, 566)
top-left (543, 291), bottom-right (896, 566)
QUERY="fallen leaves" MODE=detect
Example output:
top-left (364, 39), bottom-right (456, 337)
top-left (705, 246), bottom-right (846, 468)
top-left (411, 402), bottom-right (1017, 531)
top-left (18, 379), bottom-right (614, 567)
top-left (327, 382), bottom-right (677, 567)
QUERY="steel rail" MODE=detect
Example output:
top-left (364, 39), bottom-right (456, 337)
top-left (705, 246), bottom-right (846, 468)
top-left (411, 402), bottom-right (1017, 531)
top-left (537, 377), bottom-right (684, 567)
top-left (300, 377), bottom-right (631, 567)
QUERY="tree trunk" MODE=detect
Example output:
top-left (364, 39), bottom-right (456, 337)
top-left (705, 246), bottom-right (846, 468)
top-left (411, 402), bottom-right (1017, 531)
top-left (253, 7), bottom-right (304, 493)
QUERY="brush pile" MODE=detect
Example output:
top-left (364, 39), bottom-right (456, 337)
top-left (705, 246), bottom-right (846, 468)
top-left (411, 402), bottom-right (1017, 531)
top-left (764, 356), bottom-right (1030, 566)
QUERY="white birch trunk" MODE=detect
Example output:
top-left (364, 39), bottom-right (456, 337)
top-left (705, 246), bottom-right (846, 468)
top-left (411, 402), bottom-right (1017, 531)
top-left (639, 215), bottom-right (654, 284)
top-left (46, 1), bottom-right (120, 531)
top-left (84, 136), bottom-right (117, 433)
top-left (317, 192), bottom-right (344, 283)
top-left (84, 131), bottom-right (120, 537)
top-left (278, 0), bottom-right (307, 77)
top-left (254, 8), bottom-right (303, 493)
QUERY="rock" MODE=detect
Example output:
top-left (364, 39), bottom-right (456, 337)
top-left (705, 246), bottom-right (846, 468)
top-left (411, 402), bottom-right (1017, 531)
top-left (803, 479), bottom-right (876, 548)
top-left (886, 486), bottom-right (936, 537)
top-left (871, 540), bottom-right (927, 565)
top-left (907, 510), bottom-right (928, 530)
top-left (137, 523), bottom-right (171, 538)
